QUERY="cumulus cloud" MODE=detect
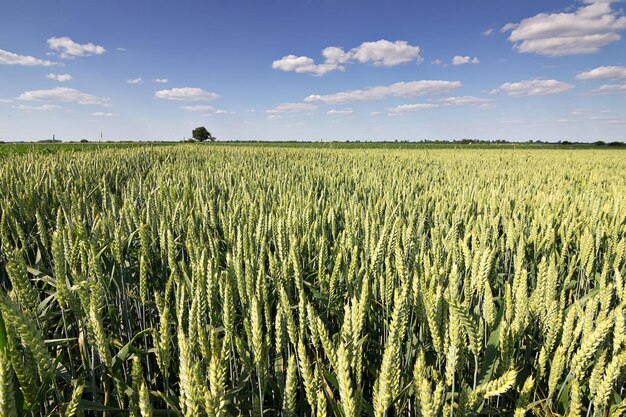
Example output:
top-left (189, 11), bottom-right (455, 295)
top-left (387, 95), bottom-right (495, 115)
top-left (266, 102), bottom-right (318, 114)
top-left (501, 23), bottom-right (519, 33)
top-left (265, 103), bottom-right (317, 120)
top-left (388, 103), bottom-right (439, 115)
top-left (438, 96), bottom-right (495, 109)
top-left (92, 112), bottom-right (117, 117)
top-left (571, 107), bottom-right (626, 124)
top-left (588, 83), bottom-right (626, 94)
top-left (322, 46), bottom-right (351, 64)
top-left (155, 78), bottom-right (169, 84)
top-left (272, 55), bottom-right (341, 76)
top-left (491, 79), bottom-right (574, 96)
top-left (16, 87), bottom-right (111, 105)
top-left (305, 80), bottom-right (461, 104)
top-left (502, 1), bottom-right (626, 56)
top-left (452, 56), bottom-right (480, 65)
top-left (272, 39), bottom-right (422, 75)
top-left (155, 87), bottom-right (219, 101)
top-left (46, 73), bottom-right (73, 82)
top-left (181, 105), bottom-right (215, 112)
top-left (181, 104), bottom-right (231, 115)
top-left (47, 37), bottom-right (106, 58)
top-left (571, 108), bottom-right (605, 117)
top-left (0, 48), bottom-right (58, 66)
top-left (576, 65), bottom-right (626, 80)
top-left (327, 109), bottom-right (353, 116)
top-left (13, 104), bottom-right (62, 111)
top-left (126, 77), bottom-right (143, 84)
top-left (350, 40), bottom-right (421, 66)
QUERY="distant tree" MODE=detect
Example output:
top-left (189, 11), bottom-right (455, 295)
top-left (192, 126), bottom-right (215, 142)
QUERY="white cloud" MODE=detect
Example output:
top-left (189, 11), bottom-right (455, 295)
top-left (266, 102), bottom-right (318, 114)
top-left (116, 47), bottom-right (127, 52)
top-left (0, 48), bottom-right (58, 66)
top-left (491, 79), bottom-right (574, 96)
top-left (501, 23), bottom-right (518, 32)
top-left (181, 105), bottom-right (232, 115)
top-left (438, 96), bottom-right (495, 109)
top-left (571, 108), bottom-right (612, 117)
top-left (47, 37), bottom-right (106, 58)
top-left (571, 107), bottom-right (626, 124)
top-left (388, 103), bottom-right (439, 114)
top-left (327, 109), bottom-right (353, 116)
top-left (588, 83), bottom-right (626, 94)
top-left (380, 96), bottom-right (495, 114)
top-left (503, 2), bottom-right (626, 56)
top-left (155, 78), bottom-right (169, 84)
top-left (126, 77), bottom-right (143, 84)
top-left (305, 80), bottom-right (461, 104)
top-left (483, 28), bottom-right (494, 36)
top-left (46, 73), bottom-right (73, 82)
top-left (452, 56), bottom-right (480, 65)
top-left (92, 112), bottom-right (117, 117)
top-left (431, 59), bottom-right (444, 65)
top-left (350, 40), bottom-right (421, 66)
top-left (181, 105), bottom-right (214, 112)
top-left (576, 65), bottom-right (626, 80)
top-left (13, 104), bottom-right (62, 111)
top-left (155, 87), bottom-right (219, 101)
top-left (369, 111), bottom-right (382, 117)
top-left (265, 103), bottom-right (317, 120)
top-left (272, 39), bottom-right (422, 75)
top-left (16, 87), bottom-right (111, 106)
top-left (322, 46), bottom-right (351, 64)
top-left (272, 55), bottom-right (342, 76)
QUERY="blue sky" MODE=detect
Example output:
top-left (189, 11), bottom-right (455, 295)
top-left (1, 0), bottom-right (625, 142)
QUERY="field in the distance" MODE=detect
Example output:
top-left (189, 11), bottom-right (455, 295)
top-left (0, 140), bottom-right (621, 156)
top-left (0, 144), bottom-right (625, 416)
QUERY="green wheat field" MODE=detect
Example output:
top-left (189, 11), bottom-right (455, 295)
top-left (1, 144), bottom-right (625, 416)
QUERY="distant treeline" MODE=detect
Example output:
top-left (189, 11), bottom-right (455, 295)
top-left (451, 139), bottom-right (625, 146)
top-left (0, 139), bottom-right (624, 146)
